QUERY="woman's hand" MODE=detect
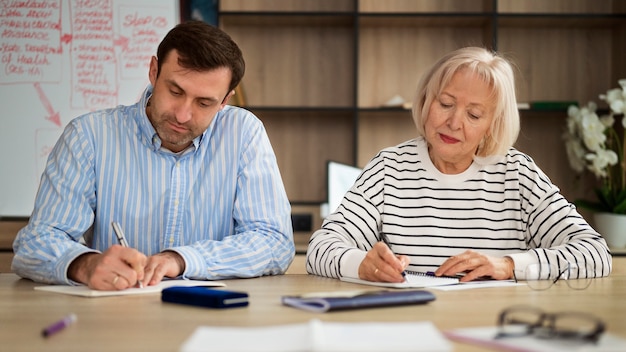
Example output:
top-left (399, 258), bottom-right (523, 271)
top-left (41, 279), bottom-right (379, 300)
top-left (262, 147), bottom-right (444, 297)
top-left (435, 249), bottom-right (514, 282)
top-left (358, 242), bottom-right (409, 282)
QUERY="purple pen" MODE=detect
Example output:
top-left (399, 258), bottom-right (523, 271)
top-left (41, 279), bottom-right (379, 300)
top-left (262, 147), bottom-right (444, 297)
top-left (42, 314), bottom-right (77, 337)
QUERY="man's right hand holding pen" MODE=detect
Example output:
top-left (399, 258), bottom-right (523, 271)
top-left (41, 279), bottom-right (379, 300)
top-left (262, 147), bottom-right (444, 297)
top-left (67, 246), bottom-right (147, 291)
top-left (67, 221), bottom-right (187, 290)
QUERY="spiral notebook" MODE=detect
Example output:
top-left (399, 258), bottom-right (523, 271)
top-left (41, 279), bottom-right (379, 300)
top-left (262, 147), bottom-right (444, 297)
top-left (340, 271), bottom-right (460, 288)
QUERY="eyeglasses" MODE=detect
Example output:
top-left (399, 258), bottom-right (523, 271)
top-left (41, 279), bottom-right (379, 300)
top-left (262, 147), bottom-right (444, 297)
top-left (523, 263), bottom-right (592, 290)
top-left (495, 305), bottom-right (605, 343)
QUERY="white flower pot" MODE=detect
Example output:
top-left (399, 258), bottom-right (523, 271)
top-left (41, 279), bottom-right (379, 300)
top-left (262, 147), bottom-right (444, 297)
top-left (593, 212), bottom-right (626, 248)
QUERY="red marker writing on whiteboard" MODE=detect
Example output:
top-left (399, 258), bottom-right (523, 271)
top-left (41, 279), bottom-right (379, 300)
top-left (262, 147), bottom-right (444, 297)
top-left (42, 314), bottom-right (77, 337)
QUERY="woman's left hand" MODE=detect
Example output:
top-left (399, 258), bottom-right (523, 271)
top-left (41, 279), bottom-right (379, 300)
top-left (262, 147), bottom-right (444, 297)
top-left (435, 249), bottom-right (514, 282)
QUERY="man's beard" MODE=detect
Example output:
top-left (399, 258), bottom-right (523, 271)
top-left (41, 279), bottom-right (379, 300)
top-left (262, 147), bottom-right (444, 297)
top-left (153, 115), bottom-right (195, 149)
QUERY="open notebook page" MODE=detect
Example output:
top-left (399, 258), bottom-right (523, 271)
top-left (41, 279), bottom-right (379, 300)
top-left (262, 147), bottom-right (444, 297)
top-left (34, 279), bottom-right (225, 297)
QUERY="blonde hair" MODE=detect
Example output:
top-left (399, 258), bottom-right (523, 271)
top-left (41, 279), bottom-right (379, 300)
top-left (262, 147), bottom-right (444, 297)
top-left (412, 47), bottom-right (520, 157)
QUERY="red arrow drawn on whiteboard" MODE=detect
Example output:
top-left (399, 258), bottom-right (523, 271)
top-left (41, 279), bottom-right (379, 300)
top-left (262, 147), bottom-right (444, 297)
top-left (61, 33), bottom-right (72, 44)
top-left (33, 82), bottom-right (61, 127)
top-left (113, 35), bottom-right (129, 50)
top-left (59, 33), bottom-right (72, 54)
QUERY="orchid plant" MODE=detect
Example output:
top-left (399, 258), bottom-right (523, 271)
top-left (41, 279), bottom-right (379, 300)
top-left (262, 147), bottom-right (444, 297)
top-left (563, 79), bottom-right (626, 214)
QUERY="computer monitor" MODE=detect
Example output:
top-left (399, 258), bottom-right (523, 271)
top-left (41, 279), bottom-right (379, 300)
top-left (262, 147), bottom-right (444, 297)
top-left (324, 161), bottom-right (362, 217)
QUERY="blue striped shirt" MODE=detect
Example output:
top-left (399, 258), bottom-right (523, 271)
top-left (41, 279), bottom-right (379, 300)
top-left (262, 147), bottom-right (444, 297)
top-left (12, 86), bottom-right (295, 284)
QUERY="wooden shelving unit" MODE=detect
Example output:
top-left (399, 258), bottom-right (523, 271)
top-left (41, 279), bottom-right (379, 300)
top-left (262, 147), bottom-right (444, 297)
top-left (214, 0), bottom-right (626, 247)
top-left (215, 0), bottom-right (626, 247)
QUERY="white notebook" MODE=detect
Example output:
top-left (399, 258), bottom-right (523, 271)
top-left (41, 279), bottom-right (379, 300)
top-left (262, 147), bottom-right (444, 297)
top-left (340, 271), bottom-right (459, 288)
top-left (34, 279), bottom-right (225, 298)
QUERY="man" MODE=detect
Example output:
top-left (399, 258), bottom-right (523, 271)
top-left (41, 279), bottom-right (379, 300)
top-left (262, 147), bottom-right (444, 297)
top-left (12, 21), bottom-right (295, 290)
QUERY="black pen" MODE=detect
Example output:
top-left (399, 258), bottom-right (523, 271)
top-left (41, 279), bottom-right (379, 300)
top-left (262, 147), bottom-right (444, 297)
top-left (426, 271), bottom-right (465, 280)
top-left (111, 221), bottom-right (143, 288)
top-left (379, 233), bottom-right (407, 277)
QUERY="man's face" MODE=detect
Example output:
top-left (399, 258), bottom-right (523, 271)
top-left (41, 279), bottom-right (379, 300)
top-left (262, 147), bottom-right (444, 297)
top-left (147, 50), bottom-right (233, 153)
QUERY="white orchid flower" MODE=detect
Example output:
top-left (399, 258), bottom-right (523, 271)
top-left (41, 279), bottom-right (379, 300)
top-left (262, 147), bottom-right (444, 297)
top-left (564, 138), bottom-right (587, 173)
top-left (564, 79), bottom-right (625, 187)
top-left (580, 111), bottom-right (606, 152)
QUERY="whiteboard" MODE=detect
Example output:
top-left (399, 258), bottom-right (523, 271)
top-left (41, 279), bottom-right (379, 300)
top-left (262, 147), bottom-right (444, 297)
top-left (0, 0), bottom-right (179, 217)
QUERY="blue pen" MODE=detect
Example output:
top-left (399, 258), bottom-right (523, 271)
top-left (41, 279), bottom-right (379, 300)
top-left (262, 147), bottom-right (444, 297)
top-left (379, 233), bottom-right (407, 277)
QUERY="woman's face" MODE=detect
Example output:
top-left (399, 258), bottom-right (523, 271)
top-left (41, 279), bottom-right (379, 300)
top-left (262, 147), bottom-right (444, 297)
top-left (424, 69), bottom-right (495, 174)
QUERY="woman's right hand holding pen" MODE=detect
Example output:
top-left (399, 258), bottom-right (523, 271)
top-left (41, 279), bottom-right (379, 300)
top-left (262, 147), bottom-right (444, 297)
top-left (358, 241), bottom-right (409, 283)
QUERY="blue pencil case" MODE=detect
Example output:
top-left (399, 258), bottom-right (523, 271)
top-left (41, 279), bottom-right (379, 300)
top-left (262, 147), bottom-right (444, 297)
top-left (162, 286), bottom-right (249, 309)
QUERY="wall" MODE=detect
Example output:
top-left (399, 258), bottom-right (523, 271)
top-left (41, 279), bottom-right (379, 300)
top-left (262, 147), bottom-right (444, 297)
top-left (0, 0), bottom-right (179, 217)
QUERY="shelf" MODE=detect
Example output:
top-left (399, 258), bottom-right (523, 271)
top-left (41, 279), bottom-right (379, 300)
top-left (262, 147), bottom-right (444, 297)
top-left (359, 0), bottom-right (492, 14)
top-left (357, 109), bottom-right (415, 167)
top-left (219, 12), bottom-right (354, 26)
top-left (358, 24), bottom-right (490, 108)
top-left (220, 0), bottom-right (354, 13)
top-left (221, 21), bottom-right (354, 108)
top-left (240, 106), bottom-right (355, 112)
top-left (253, 109), bottom-right (355, 203)
top-left (496, 0), bottom-right (625, 15)
top-left (215, 0), bottom-right (626, 205)
top-left (358, 13), bottom-right (492, 27)
top-left (497, 14), bottom-right (626, 28)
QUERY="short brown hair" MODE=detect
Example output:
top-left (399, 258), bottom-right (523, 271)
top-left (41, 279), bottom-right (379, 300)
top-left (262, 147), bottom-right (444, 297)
top-left (156, 20), bottom-right (245, 93)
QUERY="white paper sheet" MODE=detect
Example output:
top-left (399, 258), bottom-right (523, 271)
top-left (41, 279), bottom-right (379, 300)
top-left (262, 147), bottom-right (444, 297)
top-left (430, 280), bottom-right (524, 291)
top-left (180, 320), bottom-right (453, 352)
top-left (34, 279), bottom-right (225, 297)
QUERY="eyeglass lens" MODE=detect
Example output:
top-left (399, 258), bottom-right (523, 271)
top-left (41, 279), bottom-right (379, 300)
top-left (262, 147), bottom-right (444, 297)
top-left (524, 263), bottom-right (592, 290)
top-left (496, 306), bottom-right (604, 343)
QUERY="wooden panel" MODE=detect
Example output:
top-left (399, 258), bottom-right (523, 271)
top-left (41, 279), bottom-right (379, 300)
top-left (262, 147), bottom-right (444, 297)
top-left (498, 0), bottom-right (619, 14)
top-left (498, 27), bottom-right (614, 104)
top-left (0, 220), bottom-right (26, 249)
top-left (358, 25), bottom-right (487, 108)
top-left (220, 0), bottom-right (354, 12)
top-left (221, 23), bottom-right (354, 107)
top-left (256, 110), bottom-right (354, 202)
top-left (0, 252), bottom-right (13, 273)
top-left (515, 112), bottom-right (597, 208)
top-left (613, 23), bottom-right (626, 82)
top-left (357, 110), bottom-right (416, 167)
top-left (359, 0), bottom-right (490, 13)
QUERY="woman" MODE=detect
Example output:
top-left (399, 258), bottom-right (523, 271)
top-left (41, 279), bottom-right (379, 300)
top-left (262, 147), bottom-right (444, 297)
top-left (306, 47), bottom-right (611, 283)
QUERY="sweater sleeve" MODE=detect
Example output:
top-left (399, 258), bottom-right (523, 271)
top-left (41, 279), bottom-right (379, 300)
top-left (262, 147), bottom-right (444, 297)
top-left (508, 155), bottom-right (612, 279)
top-left (306, 156), bottom-right (386, 278)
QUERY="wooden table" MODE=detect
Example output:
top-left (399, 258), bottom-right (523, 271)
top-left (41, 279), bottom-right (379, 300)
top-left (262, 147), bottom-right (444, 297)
top-left (1, 257), bottom-right (624, 351)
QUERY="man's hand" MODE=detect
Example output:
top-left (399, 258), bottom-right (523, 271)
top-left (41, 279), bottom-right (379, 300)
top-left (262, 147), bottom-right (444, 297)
top-left (435, 249), bottom-right (514, 282)
top-left (67, 245), bottom-right (147, 290)
top-left (358, 242), bottom-right (409, 283)
top-left (142, 251), bottom-right (186, 286)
